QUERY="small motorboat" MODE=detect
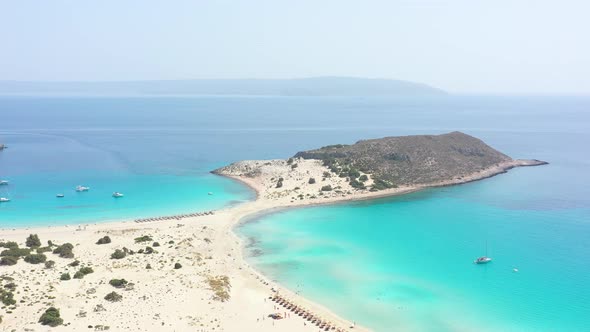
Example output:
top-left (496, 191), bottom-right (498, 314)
top-left (0, 180), bottom-right (8, 185)
top-left (112, 192), bottom-right (124, 198)
top-left (0, 197), bottom-right (10, 202)
top-left (208, 192), bottom-right (213, 195)
top-left (76, 185), bottom-right (90, 192)
top-left (474, 256), bottom-right (492, 264)
top-left (56, 194), bottom-right (65, 198)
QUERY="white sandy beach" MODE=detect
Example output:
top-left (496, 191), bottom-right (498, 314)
top-left (0, 158), bottom-right (543, 331)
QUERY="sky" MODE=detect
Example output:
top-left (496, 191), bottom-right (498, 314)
top-left (0, 0), bottom-right (589, 94)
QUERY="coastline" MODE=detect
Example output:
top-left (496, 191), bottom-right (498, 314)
top-left (0, 158), bottom-right (546, 331)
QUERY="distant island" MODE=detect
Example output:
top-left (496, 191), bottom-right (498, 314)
top-left (0, 77), bottom-right (446, 97)
top-left (214, 132), bottom-right (547, 203)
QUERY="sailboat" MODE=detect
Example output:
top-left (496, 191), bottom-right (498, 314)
top-left (474, 241), bottom-right (492, 264)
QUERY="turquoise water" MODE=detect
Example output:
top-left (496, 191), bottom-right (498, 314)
top-left (239, 175), bottom-right (590, 331)
top-left (2, 95), bottom-right (590, 330)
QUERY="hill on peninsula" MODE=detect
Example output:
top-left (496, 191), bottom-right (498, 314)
top-left (0, 77), bottom-right (446, 97)
top-left (294, 132), bottom-right (542, 188)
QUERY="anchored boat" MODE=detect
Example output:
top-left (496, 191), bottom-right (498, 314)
top-left (112, 192), bottom-right (124, 198)
top-left (76, 185), bottom-right (90, 192)
top-left (474, 241), bottom-right (493, 264)
top-left (474, 256), bottom-right (492, 264)
top-left (0, 197), bottom-right (10, 202)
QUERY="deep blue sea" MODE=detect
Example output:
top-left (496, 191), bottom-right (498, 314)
top-left (1, 95), bottom-right (589, 331)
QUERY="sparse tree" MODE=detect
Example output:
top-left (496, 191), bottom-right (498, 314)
top-left (25, 234), bottom-right (41, 248)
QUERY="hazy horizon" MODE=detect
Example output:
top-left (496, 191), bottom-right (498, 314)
top-left (1, 0), bottom-right (589, 95)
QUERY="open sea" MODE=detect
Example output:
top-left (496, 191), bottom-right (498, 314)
top-left (1, 95), bottom-right (589, 331)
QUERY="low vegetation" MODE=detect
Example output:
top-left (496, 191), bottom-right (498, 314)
top-left (25, 234), bottom-right (42, 248)
top-left (73, 266), bottom-right (94, 279)
top-left (53, 243), bottom-right (74, 258)
top-left (134, 235), bottom-right (152, 243)
top-left (110, 249), bottom-right (126, 259)
top-left (0, 256), bottom-right (18, 266)
top-left (24, 253), bottom-right (47, 264)
top-left (104, 291), bottom-right (122, 302)
top-left (39, 307), bottom-right (63, 327)
top-left (109, 279), bottom-right (128, 288)
top-left (0, 288), bottom-right (16, 306)
top-left (96, 236), bottom-right (112, 245)
top-left (321, 185), bottom-right (333, 192)
top-left (206, 275), bottom-right (231, 302)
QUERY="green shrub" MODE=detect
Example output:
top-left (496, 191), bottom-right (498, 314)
top-left (275, 180), bottom-right (283, 188)
top-left (109, 279), bottom-right (128, 288)
top-left (68, 260), bottom-right (80, 267)
top-left (53, 243), bottom-right (74, 258)
top-left (36, 246), bottom-right (52, 253)
top-left (96, 236), bottom-right (112, 245)
top-left (104, 291), bottom-right (122, 302)
top-left (1, 247), bottom-right (31, 257)
top-left (0, 256), bottom-right (18, 266)
top-left (146, 263), bottom-right (152, 269)
top-left (349, 179), bottom-right (365, 189)
top-left (25, 234), bottom-right (41, 248)
top-left (60, 273), bottom-right (71, 281)
top-left (286, 158), bottom-right (294, 165)
top-left (0, 241), bottom-right (18, 249)
top-left (73, 266), bottom-right (93, 279)
top-left (134, 235), bottom-right (152, 243)
top-left (110, 249), bottom-right (126, 259)
top-left (144, 247), bottom-right (154, 254)
top-left (174, 262), bottom-right (182, 269)
top-left (371, 178), bottom-right (395, 190)
top-left (152, 242), bottom-right (160, 247)
top-left (24, 253), bottom-right (47, 264)
top-left (3, 283), bottom-right (16, 291)
top-left (348, 169), bottom-right (361, 179)
top-left (308, 178), bottom-right (316, 184)
top-left (0, 289), bottom-right (16, 306)
top-left (44, 260), bottom-right (55, 269)
top-left (320, 185), bottom-right (333, 192)
top-left (39, 307), bottom-right (63, 327)
top-left (359, 174), bottom-right (368, 182)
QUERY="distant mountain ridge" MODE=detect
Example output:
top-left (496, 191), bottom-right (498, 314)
top-left (0, 77), bottom-right (446, 96)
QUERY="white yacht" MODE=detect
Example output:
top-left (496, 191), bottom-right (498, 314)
top-left (76, 185), bottom-right (90, 192)
top-left (474, 241), bottom-right (492, 264)
top-left (0, 180), bottom-right (8, 185)
top-left (0, 197), bottom-right (10, 202)
top-left (112, 192), bottom-right (124, 198)
top-left (56, 194), bottom-right (65, 198)
top-left (474, 256), bottom-right (492, 264)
